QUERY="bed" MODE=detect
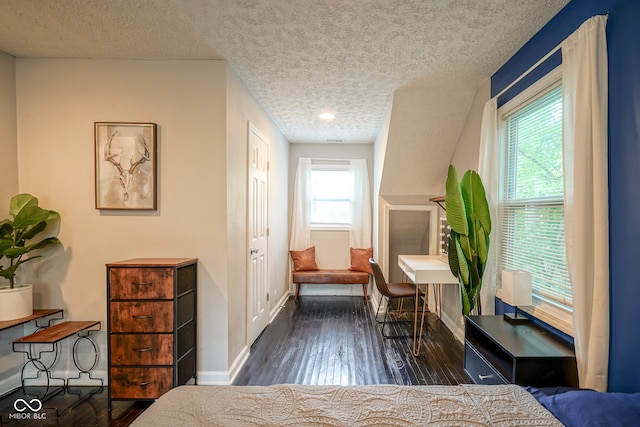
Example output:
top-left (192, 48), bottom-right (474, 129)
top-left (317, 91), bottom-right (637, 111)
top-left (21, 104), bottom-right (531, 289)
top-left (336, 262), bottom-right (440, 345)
top-left (130, 383), bottom-right (569, 426)
top-left (130, 383), bottom-right (640, 426)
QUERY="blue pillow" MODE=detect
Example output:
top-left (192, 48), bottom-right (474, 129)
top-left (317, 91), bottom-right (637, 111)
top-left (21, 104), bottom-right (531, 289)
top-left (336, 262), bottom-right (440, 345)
top-left (526, 386), bottom-right (640, 427)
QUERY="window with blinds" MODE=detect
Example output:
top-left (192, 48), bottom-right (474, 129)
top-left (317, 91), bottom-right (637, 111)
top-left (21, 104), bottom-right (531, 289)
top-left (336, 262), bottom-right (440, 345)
top-left (500, 83), bottom-right (572, 311)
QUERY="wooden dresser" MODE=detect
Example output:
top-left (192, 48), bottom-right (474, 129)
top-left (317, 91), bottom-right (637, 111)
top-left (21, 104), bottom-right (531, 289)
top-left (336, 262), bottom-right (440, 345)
top-left (107, 258), bottom-right (197, 408)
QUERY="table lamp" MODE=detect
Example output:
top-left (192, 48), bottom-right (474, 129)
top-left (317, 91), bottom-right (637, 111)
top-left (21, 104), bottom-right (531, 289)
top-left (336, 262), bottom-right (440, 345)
top-left (501, 270), bottom-right (532, 324)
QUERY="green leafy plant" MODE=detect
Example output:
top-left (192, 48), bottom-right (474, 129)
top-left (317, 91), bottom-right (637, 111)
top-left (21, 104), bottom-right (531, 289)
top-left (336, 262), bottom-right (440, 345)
top-left (445, 165), bottom-right (491, 315)
top-left (0, 193), bottom-right (61, 288)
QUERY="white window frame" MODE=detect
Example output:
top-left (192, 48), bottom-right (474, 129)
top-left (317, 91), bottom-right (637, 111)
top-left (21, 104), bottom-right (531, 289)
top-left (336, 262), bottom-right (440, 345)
top-left (309, 161), bottom-right (352, 230)
top-left (497, 66), bottom-right (574, 336)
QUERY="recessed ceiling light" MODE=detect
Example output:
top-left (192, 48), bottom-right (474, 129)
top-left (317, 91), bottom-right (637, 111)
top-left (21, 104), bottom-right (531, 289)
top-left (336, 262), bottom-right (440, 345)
top-left (319, 112), bottom-right (335, 120)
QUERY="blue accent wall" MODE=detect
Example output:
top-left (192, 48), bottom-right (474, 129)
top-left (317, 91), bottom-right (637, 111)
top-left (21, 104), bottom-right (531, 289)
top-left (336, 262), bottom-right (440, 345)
top-left (491, 0), bottom-right (640, 392)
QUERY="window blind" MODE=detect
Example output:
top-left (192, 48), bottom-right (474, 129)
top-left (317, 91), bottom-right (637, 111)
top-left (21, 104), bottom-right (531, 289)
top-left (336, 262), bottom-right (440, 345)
top-left (500, 84), bottom-right (572, 310)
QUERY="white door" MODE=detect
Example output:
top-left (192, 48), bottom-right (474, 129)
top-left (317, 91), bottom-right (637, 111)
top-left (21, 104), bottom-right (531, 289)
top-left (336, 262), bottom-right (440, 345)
top-left (247, 122), bottom-right (270, 344)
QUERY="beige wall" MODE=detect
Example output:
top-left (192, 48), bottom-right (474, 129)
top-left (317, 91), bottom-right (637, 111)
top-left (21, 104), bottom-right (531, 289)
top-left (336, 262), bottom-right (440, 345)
top-left (450, 79), bottom-right (490, 174)
top-left (225, 65), bottom-right (289, 371)
top-left (0, 51), bottom-right (17, 205)
top-left (7, 58), bottom-right (288, 389)
top-left (441, 78), bottom-right (491, 340)
top-left (0, 51), bottom-right (22, 394)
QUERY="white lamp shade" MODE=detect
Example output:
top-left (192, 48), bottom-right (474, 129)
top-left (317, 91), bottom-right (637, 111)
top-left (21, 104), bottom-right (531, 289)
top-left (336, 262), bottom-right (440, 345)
top-left (501, 270), bottom-right (532, 306)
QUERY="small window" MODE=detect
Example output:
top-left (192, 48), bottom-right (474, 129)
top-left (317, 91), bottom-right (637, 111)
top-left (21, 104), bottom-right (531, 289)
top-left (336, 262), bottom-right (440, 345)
top-left (310, 166), bottom-right (352, 227)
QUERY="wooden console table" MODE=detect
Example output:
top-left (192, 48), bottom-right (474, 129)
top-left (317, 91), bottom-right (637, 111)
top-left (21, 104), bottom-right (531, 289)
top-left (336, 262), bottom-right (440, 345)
top-left (13, 320), bottom-right (102, 395)
top-left (0, 309), bottom-right (63, 331)
top-left (464, 315), bottom-right (578, 387)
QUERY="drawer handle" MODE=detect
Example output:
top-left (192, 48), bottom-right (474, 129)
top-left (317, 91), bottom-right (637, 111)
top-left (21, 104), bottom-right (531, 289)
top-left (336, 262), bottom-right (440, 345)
top-left (132, 281), bottom-right (153, 286)
top-left (137, 381), bottom-right (154, 387)
top-left (478, 374), bottom-right (494, 380)
top-left (132, 314), bottom-right (153, 319)
top-left (133, 347), bottom-right (153, 353)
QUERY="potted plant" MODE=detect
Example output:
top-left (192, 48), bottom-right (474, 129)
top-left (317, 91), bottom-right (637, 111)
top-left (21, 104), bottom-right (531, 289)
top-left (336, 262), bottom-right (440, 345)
top-left (0, 193), bottom-right (61, 321)
top-left (445, 165), bottom-right (491, 316)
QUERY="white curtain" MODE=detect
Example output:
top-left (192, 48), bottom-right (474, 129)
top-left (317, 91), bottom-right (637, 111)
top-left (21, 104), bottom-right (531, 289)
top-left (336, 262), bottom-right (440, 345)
top-left (477, 97), bottom-right (499, 315)
top-left (562, 15), bottom-right (609, 391)
top-left (349, 159), bottom-right (372, 248)
top-left (289, 157), bottom-right (312, 250)
top-left (289, 158), bottom-right (372, 250)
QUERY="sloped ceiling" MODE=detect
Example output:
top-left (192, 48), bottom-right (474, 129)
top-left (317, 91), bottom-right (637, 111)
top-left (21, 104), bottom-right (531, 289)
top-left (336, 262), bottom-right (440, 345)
top-left (0, 0), bottom-right (568, 193)
top-left (380, 86), bottom-right (478, 197)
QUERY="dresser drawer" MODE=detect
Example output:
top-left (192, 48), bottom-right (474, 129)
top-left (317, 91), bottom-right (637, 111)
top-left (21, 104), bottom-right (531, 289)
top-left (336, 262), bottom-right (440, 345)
top-left (110, 301), bottom-right (174, 333)
top-left (110, 267), bottom-right (174, 300)
top-left (464, 343), bottom-right (508, 385)
top-left (110, 367), bottom-right (173, 399)
top-left (110, 334), bottom-right (173, 365)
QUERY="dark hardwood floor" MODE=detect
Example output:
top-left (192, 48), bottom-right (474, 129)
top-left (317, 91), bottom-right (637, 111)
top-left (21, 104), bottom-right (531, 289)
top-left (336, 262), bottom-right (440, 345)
top-left (0, 386), bottom-right (149, 426)
top-left (234, 295), bottom-right (470, 386)
top-left (0, 295), bottom-right (469, 426)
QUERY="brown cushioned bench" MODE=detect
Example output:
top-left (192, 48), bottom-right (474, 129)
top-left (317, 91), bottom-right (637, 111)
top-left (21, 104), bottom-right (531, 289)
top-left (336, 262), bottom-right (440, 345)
top-left (292, 270), bottom-right (370, 302)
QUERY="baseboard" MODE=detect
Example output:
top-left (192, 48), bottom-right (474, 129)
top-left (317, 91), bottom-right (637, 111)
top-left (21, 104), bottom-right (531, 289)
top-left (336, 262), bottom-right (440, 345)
top-left (270, 293), bottom-right (289, 321)
top-left (296, 283), bottom-right (369, 298)
top-left (440, 310), bottom-right (465, 343)
top-left (0, 372), bottom-right (22, 397)
top-left (198, 344), bottom-right (250, 386)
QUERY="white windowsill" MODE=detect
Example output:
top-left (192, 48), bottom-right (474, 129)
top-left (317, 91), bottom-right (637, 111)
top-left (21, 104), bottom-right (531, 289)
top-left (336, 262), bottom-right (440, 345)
top-left (496, 289), bottom-right (574, 337)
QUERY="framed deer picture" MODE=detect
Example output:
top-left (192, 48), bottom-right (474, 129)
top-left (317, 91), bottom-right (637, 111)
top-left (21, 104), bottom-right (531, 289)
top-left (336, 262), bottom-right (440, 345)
top-left (94, 122), bottom-right (157, 210)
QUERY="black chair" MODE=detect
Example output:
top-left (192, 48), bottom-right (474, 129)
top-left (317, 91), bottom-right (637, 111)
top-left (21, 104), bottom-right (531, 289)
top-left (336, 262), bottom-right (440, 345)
top-left (369, 258), bottom-right (421, 338)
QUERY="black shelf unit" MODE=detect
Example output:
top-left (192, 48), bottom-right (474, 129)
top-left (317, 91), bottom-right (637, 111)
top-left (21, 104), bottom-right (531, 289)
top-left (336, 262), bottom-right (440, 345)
top-left (464, 315), bottom-right (578, 387)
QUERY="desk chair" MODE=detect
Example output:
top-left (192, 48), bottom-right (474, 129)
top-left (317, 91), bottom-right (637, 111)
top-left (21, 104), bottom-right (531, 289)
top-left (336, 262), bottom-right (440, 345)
top-left (369, 258), bottom-right (420, 339)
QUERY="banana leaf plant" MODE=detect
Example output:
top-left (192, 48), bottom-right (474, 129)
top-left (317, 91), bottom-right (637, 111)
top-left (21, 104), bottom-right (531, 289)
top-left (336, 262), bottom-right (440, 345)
top-left (445, 165), bottom-right (491, 315)
top-left (0, 193), bottom-right (61, 288)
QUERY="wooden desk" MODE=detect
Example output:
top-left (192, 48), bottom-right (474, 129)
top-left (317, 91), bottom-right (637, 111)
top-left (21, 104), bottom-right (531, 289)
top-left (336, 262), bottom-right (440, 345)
top-left (397, 255), bottom-right (458, 356)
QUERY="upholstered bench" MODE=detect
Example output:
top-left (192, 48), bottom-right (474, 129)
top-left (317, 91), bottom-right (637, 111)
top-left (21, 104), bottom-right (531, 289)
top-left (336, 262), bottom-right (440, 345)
top-left (292, 269), bottom-right (370, 302)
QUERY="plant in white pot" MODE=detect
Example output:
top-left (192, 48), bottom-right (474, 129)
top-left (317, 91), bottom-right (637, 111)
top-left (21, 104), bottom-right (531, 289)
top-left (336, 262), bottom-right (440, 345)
top-left (0, 193), bottom-right (61, 321)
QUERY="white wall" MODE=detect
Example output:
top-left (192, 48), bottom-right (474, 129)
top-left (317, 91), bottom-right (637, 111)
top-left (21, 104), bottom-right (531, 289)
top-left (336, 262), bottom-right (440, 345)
top-left (7, 58), bottom-right (287, 390)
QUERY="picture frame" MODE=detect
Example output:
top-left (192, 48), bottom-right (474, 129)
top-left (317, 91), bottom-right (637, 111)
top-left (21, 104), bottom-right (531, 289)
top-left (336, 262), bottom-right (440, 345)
top-left (94, 122), bottom-right (157, 210)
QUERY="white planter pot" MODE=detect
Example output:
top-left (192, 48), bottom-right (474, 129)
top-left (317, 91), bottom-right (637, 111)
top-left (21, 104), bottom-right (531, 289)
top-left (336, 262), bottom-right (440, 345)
top-left (0, 284), bottom-right (33, 321)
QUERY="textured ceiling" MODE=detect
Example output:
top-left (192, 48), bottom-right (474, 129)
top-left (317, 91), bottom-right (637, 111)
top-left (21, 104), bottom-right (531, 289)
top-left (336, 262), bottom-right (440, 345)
top-left (0, 0), bottom-right (568, 144)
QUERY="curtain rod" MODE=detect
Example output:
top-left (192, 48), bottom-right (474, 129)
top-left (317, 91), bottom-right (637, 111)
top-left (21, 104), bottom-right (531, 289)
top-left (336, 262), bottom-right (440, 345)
top-left (494, 13), bottom-right (608, 100)
top-left (309, 157), bottom-right (353, 163)
top-left (494, 43), bottom-right (562, 99)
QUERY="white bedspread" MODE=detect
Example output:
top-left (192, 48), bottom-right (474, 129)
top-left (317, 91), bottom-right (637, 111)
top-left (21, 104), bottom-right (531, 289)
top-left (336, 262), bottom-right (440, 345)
top-left (130, 384), bottom-right (563, 426)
